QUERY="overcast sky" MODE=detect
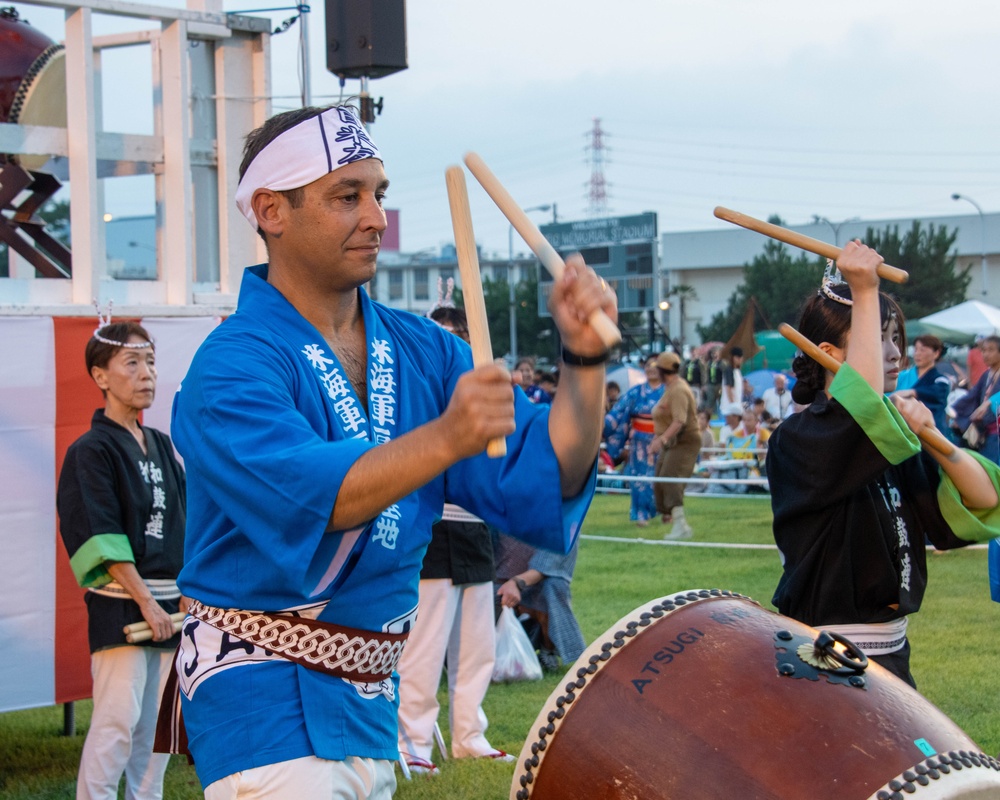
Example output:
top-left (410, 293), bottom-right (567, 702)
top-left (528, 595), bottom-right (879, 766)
top-left (13, 0), bottom-right (1000, 258)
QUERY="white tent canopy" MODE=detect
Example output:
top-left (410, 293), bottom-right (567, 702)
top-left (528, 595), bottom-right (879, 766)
top-left (919, 300), bottom-right (1000, 336)
top-left (607, 365), bottom-right (646, 390)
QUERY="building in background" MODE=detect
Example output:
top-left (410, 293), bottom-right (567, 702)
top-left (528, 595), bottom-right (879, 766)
top-left (103, 207), bottom-right (542, 318)
top-left (661, 212), bottom-right (1000, 346)
top-left (99, 209), bottom-right (1000, 346)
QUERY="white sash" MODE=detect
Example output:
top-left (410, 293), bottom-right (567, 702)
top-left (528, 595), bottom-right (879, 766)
top-left (88, 577), bottom-right (180, 600)
top-left (816, 617), bottom-right (908, 656)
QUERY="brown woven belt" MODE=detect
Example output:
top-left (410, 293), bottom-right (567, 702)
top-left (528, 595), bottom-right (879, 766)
top-left (187, 600), bottom-right (408, 682)
top-left (156, 601), bottom-right (409, 758)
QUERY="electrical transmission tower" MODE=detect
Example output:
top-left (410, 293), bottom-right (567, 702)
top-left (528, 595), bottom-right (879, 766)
top-left (585, 117), bottom-right (611, 217)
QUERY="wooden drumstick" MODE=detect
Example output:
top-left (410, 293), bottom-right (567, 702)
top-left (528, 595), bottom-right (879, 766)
top-left (123, 612), bottom-right (185, 644)
top-left (445, 165), bottom-right (507, 458)
top-left (778, 323), bottom-right (955, 456)
top-left (463, 152), bottom-right (622, 349)
top-left (714, 207), bottom-right (909, 285)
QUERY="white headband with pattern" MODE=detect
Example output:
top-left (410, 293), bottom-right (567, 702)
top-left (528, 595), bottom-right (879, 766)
top-left (235, 106), bottom-right (382, 230)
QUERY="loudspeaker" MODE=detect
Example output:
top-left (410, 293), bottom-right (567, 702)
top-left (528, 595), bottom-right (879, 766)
top-left (325, 0), bottom-right (407, 80)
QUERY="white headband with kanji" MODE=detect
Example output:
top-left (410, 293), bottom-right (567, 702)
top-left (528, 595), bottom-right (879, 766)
top-left (235, 106), bottom-right (382, 230)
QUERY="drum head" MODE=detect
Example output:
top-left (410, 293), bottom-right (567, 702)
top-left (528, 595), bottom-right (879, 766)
top-left (7, 44), bottom-right (66, 171)
top-left (512, 589), bottom-right (1000, 800)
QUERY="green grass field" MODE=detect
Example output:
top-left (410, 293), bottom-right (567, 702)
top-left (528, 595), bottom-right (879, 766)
top-left (2, 493), bottom-right (997, 799)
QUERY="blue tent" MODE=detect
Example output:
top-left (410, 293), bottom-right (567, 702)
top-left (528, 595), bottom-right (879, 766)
top-left (746, 369), bottom-right (796, 399)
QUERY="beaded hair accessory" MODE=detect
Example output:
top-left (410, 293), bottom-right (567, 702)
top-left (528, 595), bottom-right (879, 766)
top-left (427, 276), bottom-right (455, 315)
top-left (818, 259), bottom-right (853, 306)
top-left (91, 299), bottom-right (153, 349)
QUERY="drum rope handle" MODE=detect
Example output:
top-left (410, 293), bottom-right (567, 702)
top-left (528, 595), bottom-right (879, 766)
top-left (813, 630), bottom-right (869, 674)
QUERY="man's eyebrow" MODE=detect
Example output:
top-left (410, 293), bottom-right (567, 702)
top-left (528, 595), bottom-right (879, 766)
top-left (325, 177), bottom-right (391, 193)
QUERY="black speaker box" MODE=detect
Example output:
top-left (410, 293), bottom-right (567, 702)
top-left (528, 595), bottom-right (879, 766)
top-left (325, 0), bottom-right (407, 80)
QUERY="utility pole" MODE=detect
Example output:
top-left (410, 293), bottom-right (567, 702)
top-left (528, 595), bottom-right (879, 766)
top-left (952, 193), bottom-right (989, 298)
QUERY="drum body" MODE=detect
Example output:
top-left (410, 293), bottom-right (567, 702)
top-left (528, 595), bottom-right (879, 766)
top-left (1, 11), bottom-right (55, 122)
top-left (513, 590), bottom-right (1000, 800)
top-left (0, 11), bottom-right (66, 169)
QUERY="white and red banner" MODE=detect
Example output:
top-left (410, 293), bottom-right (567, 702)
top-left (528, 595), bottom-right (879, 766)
top-left (0, 315), bottom-right (219, 713)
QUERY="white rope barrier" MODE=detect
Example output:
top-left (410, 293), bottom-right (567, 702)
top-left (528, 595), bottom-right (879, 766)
top-left (596, 472), bottom-right (769, 488)
top-left (580, 534), bottom-right (779, 549)
top-left (579, 534), bottom-right (989, 551)
top-left (697, 446), bottom-right (769, 456)
top-left (596, 472), bottom-right (770, 497)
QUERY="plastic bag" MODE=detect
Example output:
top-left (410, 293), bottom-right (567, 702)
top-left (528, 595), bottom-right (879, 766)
top-left (491, 606), bottom-right (543, 683)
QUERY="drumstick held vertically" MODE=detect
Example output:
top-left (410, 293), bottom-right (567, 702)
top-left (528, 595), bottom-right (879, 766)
top-left (778, 322), bottom-right (955, 456)
top-left (445, 165), bottom-right (507, 458)
top-left (463, 152), bottom-right (622, 349)
top-left (714, 207), bottom-right (909, 285)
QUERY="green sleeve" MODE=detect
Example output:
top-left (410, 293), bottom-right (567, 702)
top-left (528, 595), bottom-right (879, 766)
top-left (937, 450), bottom-right (1000, 543)
top-left (68, 533), bottom-right (135, 588)
top-left (828, 364), bottom-right (920, 464)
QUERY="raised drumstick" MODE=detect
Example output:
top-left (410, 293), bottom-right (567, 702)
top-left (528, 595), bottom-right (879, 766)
top-left (778, 322), bottom-right (954, 456)
top-left (445, 165), bottom-right (506, 458)
top-left (714, 207), bottom-right (909, 284)
top-left (463, 152), bottom-right (622, 349)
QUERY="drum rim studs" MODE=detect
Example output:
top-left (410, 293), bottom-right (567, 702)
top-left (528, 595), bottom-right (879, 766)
top-left (510, 589), bottom-right (758, 798)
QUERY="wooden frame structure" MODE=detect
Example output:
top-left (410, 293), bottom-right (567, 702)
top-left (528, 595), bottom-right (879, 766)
top-left (0, 0), bottom-right (272, 315)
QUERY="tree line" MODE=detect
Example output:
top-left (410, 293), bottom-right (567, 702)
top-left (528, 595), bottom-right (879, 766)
top-left (696, 216), bottom-right (972, 344)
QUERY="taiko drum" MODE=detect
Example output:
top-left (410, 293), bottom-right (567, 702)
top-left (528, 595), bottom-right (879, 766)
top-left (513, 589), bottom-right (1000, 800)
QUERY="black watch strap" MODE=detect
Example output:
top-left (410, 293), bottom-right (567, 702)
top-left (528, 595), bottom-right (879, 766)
top-left (561, 347), bottom-right (609, 367)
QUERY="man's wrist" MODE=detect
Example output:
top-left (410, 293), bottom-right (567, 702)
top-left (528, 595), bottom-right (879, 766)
top-left (512, 577), bottom-right (527, 592)
top-left (561, 346), bottom-right (609, 367)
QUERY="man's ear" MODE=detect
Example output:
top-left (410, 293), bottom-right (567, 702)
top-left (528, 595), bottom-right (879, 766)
top-left (251, 189), bottom-right (286, 239)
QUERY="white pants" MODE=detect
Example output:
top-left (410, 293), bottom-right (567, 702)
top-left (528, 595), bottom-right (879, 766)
top-left (396, 579), bottom-right (496, 760)
top-left (77, 646), bottom-right (173, 800)
top-left (204, 756), bottom-right (396, 800)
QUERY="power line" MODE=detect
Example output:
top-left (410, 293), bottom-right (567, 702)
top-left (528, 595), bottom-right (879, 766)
top-left (612, 132), bottom-right (1000, 159)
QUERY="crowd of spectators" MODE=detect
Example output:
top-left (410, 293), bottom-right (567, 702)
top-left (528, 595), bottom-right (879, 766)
top-left (598, 333), bottom-right (997, 522)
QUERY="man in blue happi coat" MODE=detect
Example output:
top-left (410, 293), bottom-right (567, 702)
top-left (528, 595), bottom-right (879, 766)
top-left (165, 105), bottom-right (617, 798)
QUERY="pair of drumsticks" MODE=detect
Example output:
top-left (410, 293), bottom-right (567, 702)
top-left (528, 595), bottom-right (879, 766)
top-left (446, 154), bottom-right (622, 458)
top-left (445, 154), bottom-right (952, 457)
top-left (710, 207), bottom-right (953, 457)
top-left (123, 612), bottom-right (184, 643)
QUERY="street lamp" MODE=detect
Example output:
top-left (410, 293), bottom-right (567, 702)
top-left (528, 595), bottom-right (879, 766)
top-left (812, 215), bottom-right (860, 247)
top-left (952, 193), bottom-right (988, 298)
top-left (508, 204), bottom-right (553, 363)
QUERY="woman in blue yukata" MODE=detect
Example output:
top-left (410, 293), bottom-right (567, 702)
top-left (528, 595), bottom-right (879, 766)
top-left (603, 353), bottom-right (665, 525)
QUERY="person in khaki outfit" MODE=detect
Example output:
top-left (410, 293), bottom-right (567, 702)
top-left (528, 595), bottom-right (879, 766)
top-left (649, 351), bottom-right (702, 539)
